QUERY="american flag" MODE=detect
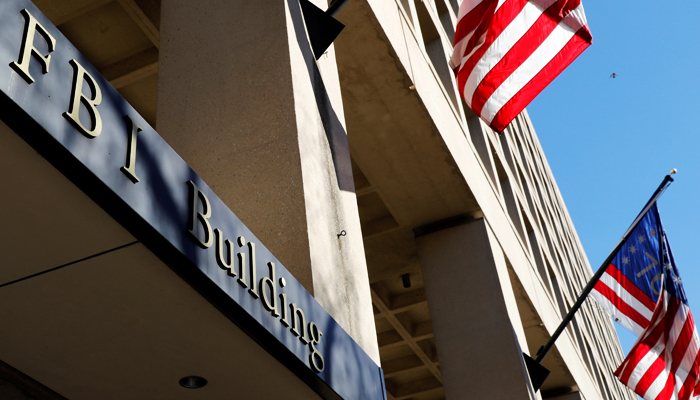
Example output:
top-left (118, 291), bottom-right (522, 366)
top-left (591, 204), bottom-right (700, 400)
top-left (449, 0), bottom-right (592, 132)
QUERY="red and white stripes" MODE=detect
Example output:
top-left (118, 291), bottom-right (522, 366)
top-left (591, 263), bottom-right (657, 336)
top-left (450, 0), bottom-right (591, 131)
top-left (615, 292), bottom-right (700, 400)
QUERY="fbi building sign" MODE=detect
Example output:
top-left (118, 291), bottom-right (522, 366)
top-left (0, 2), bottom-right (386, 399)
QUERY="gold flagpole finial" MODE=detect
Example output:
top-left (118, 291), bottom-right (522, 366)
top-left (670, 168), bottom-right (678, 175)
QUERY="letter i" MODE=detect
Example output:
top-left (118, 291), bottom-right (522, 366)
top-left (237, 236), bottom-right (248, 288)
top-left (248, 242), bottom-right (258, 298)
top-left (279, 277), bottom-right (289, 327)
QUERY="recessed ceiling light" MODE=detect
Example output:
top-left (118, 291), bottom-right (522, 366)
top-left (179, 376), bottom-right (207, 389)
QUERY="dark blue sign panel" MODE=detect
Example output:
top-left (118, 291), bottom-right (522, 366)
top-left (0, 2), bottom-right (386, 399)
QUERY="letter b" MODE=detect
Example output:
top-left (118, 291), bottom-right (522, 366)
top-left (63, 59), bottom-right (103, 138)
top-left (186, 180), bottom-right (213, 248)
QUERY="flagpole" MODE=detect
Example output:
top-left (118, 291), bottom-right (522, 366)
top-left (326, 0), bottom-right (350, 17)
top-left (525, 171), bottom-right (676, 391)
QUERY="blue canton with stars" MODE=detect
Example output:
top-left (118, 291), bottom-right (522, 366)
top-left (660, 222), bottom-right (687, 304)
top-left (613, 204), bottom-right (687, 304)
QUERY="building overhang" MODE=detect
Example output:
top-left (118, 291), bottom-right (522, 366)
top-left (0, 1), bottom-right (385, 399)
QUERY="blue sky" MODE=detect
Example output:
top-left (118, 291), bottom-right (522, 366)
top-left (525, 0), bottom-right (700, 355)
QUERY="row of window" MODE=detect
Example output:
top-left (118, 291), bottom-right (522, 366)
top-left (395, 2), bottom-right (633, 398)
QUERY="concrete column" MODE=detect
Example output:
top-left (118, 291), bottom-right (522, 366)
top-left (156, 0), bottom-right (379, 363)
top-left (416, 218), bottom-right (536, 399)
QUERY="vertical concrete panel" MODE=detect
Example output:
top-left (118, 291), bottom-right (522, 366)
top-left (156, 0), bottom-right (314, 290)
top-left (157, 0), bottom-right (378, 362)
top-left (417, 219), bottom-right (537, 400)
top-left (286, 0), bottom-right (378, 363)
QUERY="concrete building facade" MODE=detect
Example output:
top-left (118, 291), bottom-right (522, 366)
top-left (0, 0), bottom-right (636, 399)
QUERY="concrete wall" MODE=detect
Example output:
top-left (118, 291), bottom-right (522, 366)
top-left (417, 219), bottom-right (536, 400)
top-left (156, 0), bottom-right (379, 363)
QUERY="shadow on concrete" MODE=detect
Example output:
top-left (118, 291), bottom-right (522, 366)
top-left (287, 0), bottom-right (356, 194)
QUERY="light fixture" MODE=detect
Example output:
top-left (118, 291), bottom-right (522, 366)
top-left (179, 376), bottom-right (207, 389)
top-left (402, 273), bottom-right (411, 289)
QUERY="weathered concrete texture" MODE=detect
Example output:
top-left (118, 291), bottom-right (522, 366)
top-left (157, 0), bottom-right (378, 363)
top-left (417, 218), bottom-right (536, 400)
top-left (334, 0), bottom-right (480, 229)
top-left (156, 0), bottom-right (313, 290)
top-left (287, 0), bottom-right (379, 364)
